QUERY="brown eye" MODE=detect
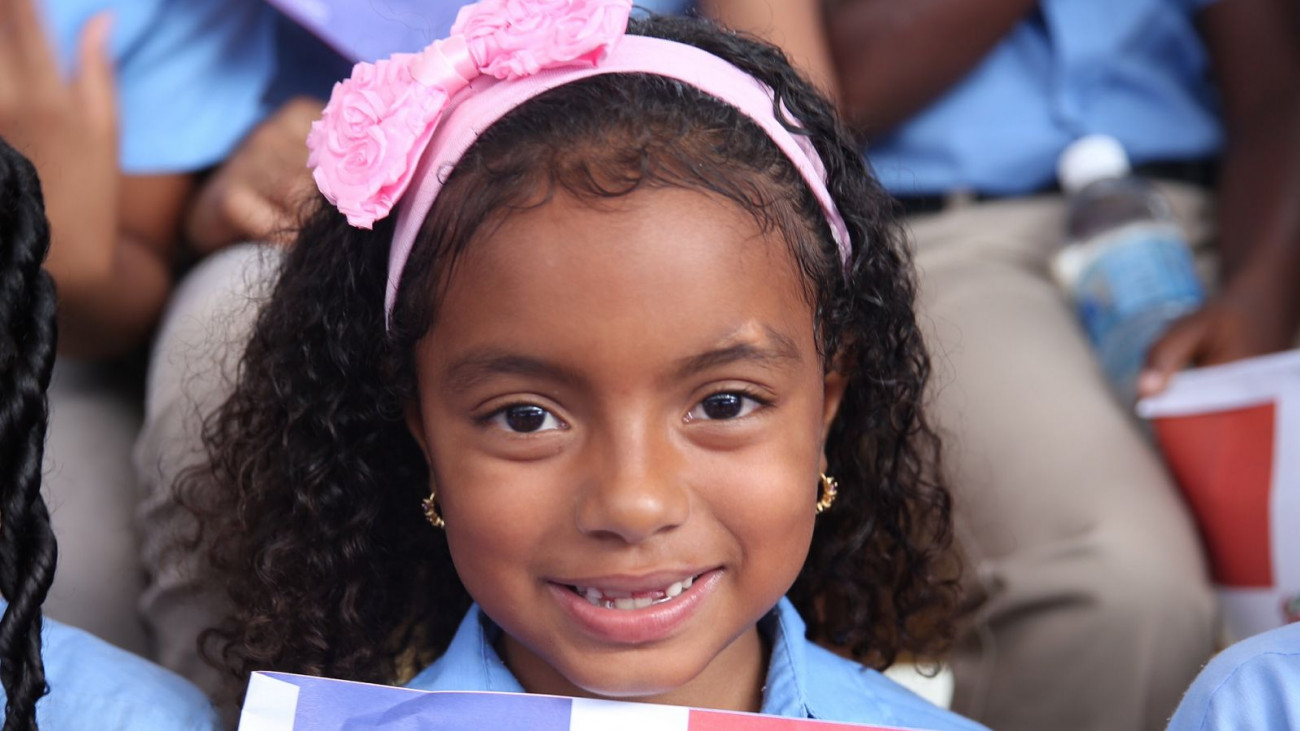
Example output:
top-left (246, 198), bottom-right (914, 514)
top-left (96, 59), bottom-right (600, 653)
top-left (489, 404), bottom-right (562, 433)
top-left (507, 406), bottom-right (548, 432)
top-left (702, 393), bottom-right (743, 419)
top-left (687, 392), bottom-right (763, 422)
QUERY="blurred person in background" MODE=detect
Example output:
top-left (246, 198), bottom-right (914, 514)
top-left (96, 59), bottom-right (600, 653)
top-left (636, 0), bottom-right (837, 96)
top-left (131, 1), bottom-right (354, 700)
top-left (2, 0), bottom-right (279, 655)
top-left (828, 0), bottom-right (1300, 729)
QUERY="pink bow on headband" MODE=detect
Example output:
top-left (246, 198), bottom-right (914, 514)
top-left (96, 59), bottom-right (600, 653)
top-left (306, 0), bottom-right (635, 229)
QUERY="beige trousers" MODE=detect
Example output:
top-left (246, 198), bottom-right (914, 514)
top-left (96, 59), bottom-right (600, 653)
top-left (43, 360), bottom-right (149, 655)
top-left (911, 185), bottom-right (1218, 731)
top-left (134, 242), bottom-right (283, 699)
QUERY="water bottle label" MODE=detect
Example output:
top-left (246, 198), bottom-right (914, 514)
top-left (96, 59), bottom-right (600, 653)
top-left (1070, 222), bottom-right (1205, 350)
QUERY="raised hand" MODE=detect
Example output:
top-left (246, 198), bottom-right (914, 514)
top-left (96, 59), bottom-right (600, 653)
top-left (0, 2), bottom-right (118, 306)
top-left (185, 96), bottom-right (324, 251)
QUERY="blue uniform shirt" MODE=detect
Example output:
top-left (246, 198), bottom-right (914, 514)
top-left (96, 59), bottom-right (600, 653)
top-left (867, 0), bottom-right (1224, 196)
top-left (41, 0), bottom-right (280, 174)
top-left (408, 597), bottom-right (987, 730)
top-left (0, 611), bottom-right (219, 730)
top-left (1167, 622), bottom-right (1300, 730)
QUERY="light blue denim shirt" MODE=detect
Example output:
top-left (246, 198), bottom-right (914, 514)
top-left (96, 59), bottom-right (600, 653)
top-left (41, 0), bottom-right (279, 174)
top-left (866, 0), bottom-right (1224, 196)
top-left (408, 597), bottom-right (987, 730)
top-left (1167, 622), bottom-right (1300, 731)
top-left (0, 611), bottom-right (219, 730)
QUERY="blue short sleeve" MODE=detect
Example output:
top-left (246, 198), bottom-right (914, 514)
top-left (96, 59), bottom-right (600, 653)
top-left (0, 606), bottom-right (220, 730)
top-left (1167, 623), bottom-right (1300, 731)
top-left (43, 0), bottom-right (278, 174)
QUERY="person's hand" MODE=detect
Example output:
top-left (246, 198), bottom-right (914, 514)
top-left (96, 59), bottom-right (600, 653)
top-left (0, 2), bottom-right (118, 301)
top-left (1139, 259), bottom-right (1300, 397)
top-left (185, 96), bottom-right (324, 252)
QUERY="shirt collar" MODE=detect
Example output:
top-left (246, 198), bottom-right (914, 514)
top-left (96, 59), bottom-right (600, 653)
top-left (406, 608), bottom-right (524, 694)
top-left (759, 596), bottom-right (815, 718)
top-left (407, 596), bottom-right (815, 718)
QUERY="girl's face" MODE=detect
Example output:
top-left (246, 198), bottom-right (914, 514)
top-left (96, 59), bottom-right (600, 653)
top-left (408, 187), bottom-right (845, 711)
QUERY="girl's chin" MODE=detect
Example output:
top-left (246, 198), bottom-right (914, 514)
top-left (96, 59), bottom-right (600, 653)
top-left (504, 634), bottom-right (722, 706)
top-left (562, 663), bottom-right (709, 704)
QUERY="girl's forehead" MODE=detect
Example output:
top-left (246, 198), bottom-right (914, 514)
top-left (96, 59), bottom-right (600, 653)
top-left (422, 187), bottom-right (819, 375)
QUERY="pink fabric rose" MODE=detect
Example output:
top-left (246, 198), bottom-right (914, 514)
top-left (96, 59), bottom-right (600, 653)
top-left (308, 0), bottom-right (633, 230)
top-left (307, 55), bottom-right (449, 229)
top-left (455, 0), bottom-right (633, 80)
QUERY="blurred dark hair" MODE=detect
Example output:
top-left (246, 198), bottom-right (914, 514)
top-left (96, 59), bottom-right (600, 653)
top-left (186, 14), bottom-right (960, 689)
top-left (0, 137), bottom-right (59, 731)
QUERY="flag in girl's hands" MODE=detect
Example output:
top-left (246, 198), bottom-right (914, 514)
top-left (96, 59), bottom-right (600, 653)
top-left (239, 672), bottom-right (939, 731)
top-left (264, 0), bottom-right (468, 62)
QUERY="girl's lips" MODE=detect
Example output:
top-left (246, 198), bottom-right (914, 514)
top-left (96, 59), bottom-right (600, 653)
top-left (547, 568), bottom-right (723, 645)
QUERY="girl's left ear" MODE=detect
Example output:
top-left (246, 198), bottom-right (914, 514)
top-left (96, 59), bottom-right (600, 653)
top-left (405, 402), bottom-right (433, 461)
top-left (820, 368), bottom-right (849, 444)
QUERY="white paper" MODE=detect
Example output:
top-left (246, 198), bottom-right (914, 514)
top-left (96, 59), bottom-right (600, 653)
top-left (238, 673), bottom-right (301, 731)
top-left (570, 697), bottom-right (690, 731)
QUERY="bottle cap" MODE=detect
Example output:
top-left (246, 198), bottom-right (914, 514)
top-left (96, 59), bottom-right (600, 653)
top-left (1058, 135), bottom-right (1131, 193)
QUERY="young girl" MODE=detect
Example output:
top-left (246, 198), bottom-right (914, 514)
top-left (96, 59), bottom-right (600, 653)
top-left (186, 1), bottom-right (979, 726)
top-left (0, 136), bottom-right (218, 730)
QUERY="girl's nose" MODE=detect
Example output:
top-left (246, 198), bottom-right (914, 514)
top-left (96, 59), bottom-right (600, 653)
top-left (574, 428), bottom-right (690, 544)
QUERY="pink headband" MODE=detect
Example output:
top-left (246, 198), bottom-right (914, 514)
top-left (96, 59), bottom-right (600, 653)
top-left (305, 0), bottom-right (852, 326)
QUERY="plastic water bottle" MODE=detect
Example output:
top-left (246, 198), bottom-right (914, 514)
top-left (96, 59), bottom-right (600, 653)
top-left (1053, 135), bottom-right (1205, 404)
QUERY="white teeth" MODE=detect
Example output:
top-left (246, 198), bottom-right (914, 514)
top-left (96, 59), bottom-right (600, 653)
top-left (573, 574), bottom-right (701, 610)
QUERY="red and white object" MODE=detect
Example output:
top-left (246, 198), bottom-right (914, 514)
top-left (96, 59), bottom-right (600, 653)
top-left (1138, 349), bottom-right (1300, 641)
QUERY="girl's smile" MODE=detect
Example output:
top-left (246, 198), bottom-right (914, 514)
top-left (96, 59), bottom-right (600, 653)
top-left (549, 568), bottom-right (719, 644)
top-left (407, 186), bottom-right (846, 712)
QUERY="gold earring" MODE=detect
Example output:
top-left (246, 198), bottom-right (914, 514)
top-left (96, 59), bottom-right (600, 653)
top-left (815, 473), bottom-right (838, 514)
top-left (421, 490), bottom-right (445, 529)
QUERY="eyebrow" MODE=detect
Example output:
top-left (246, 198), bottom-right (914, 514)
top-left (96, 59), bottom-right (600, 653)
top-left (673, 327), bottom-right (803, 379)
top-left (442, 327), bottom-right (803, 392)
top-left (444, 351), bottom-right (584, 393)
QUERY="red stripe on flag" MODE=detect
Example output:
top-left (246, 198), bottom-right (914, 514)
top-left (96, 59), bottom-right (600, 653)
top-left (687, 709), bottom-right (911, 730)
top-left (1153, 402), bottom-right (1275, 588)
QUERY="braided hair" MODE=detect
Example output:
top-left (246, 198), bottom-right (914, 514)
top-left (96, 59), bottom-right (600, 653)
top-left (0, 137), bottom-right (59, 731)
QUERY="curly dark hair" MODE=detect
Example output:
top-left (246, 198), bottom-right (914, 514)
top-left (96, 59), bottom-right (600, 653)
top-left (0, 137), bottom-right (59, 731)
top-left (185, 14), bottom-right (960, 692)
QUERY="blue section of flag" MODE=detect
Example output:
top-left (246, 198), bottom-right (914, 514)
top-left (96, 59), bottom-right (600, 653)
top-left (261, 673), bottom-right (572, 729)
top-left (345, 692), bottom-right (572, 730)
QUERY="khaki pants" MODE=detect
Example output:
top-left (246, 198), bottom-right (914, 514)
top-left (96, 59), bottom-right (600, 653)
top-left (912, 185), bottom-right (1218, 731)
top-left (134, 243), bottom-right (283, 699)
top-left (43, 360), bottom-right (149, 655)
